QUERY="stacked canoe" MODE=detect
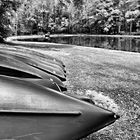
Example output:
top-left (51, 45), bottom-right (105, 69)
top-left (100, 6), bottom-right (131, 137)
top-left (0, 49), bottom-right (119, 140)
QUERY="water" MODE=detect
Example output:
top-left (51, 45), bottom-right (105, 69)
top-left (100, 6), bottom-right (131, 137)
top-left (50, 36), bottom-right (140, 53)
top-left (21, 36), bottom-right (140, 53)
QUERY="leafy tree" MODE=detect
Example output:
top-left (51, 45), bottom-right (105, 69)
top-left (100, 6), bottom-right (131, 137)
top-left (0, 0), bottom-right (20, 40)
top-left (6, 0), bottom-right (140, 35)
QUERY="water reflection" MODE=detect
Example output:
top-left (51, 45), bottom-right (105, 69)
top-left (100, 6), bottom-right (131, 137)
top-left (50, 36), bottom-right (140, 53)
top-left (20, 36), bottom-right (140, 53)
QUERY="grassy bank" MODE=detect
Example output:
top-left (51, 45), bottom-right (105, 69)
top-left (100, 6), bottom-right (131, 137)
top-left (37, 46), bottom-right (140, 140)
top-left (0, 43), bottom-right (140, 140)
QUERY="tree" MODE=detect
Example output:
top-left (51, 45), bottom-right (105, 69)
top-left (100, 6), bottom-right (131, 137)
top-left (117, 0), bottom-right (140, 33)
top-left (5, 0), bottom-right (140, 35)
top-left (0, 0), bottom-right (20, 40)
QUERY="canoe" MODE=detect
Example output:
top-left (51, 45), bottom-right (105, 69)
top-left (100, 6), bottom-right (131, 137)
top-left (24, 78), bottom-right (61, 92)
top-left (0, 48), bottom-right (65, 68)
top-left (0, 52), bottom-right (66, 81)
top-left (0, 75), bottom-right (119, 140)
top-left (0, 50), bottom-right (66, 74)
top-left (0, 54), bottom-right (66, 90)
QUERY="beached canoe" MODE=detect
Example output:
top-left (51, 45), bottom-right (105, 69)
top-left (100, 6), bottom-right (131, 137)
top-left (0, 54), bottom-right (66, 90)
top-left (0, 48), bottom-right (65, 68)
top-left (0, 52), bottom-right (66, 81)
top-left (0, 75), bottom-right (119, 140)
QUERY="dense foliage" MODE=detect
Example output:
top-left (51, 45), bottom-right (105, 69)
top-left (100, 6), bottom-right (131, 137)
top-left (0, 0), bottom-right (20, 40)
top-left (1, 0), bottom-right (140, 36)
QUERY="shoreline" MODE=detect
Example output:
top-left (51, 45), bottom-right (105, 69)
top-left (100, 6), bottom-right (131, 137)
top-left (51, 34), bottom-right (140, 38)
top-left (6, 34), bottom-right (140, 40)
top-left (5, 34), bottom-right (140, 56)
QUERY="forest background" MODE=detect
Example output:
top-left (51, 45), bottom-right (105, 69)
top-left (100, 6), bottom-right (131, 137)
top-left (1, 0), bottom-right (140, 39)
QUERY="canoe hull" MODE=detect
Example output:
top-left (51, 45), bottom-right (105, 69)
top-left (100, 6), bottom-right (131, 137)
top-left (0, 75), bottom-right (119, 140)
top-left (0, 108), bottom-right (117, 140)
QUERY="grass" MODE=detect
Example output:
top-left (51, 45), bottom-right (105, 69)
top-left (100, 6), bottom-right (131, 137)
top-left (37, 46), bottom-right (140, 140)
top-left (0, 43), bottom-right (140, 140)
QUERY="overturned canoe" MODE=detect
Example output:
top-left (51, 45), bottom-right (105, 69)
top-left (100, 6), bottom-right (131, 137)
top-left (0, 48), bottom-right (65, 69)
top-left (24, 78), bottom-right (62, 92)
top-left (0, 54), bottom-right (66, 90)
top-left (0, 49), bottom-right (66, 73)
top-left (0, 75), bottom-right (119, 140)
top-left (0, 51), bottom-right (66, 81)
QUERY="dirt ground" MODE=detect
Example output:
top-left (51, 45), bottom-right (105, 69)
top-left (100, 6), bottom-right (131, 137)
top-left (1, 43), bottom-right (140, 140)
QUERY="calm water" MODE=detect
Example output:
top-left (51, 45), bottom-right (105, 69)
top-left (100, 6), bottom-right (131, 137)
top-left (21, 36), bottom-right (140, 53)
top-left (50, 36), bottom-right (140, 53)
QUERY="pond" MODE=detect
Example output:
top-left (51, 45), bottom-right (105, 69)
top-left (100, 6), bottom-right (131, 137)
top-left (21, 36), bottom-right (140, 53)
top-left (50, 36), bottom-right (140, 53)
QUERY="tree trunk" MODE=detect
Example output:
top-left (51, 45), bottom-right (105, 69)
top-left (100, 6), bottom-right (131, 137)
top-left (130, 22), bottom-right (132, 35)
top-left (118, 24), bottom-right (121, 34)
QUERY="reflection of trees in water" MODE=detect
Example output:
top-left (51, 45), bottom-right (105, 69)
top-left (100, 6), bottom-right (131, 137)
top-left (50, 36), bottom-right (140, 53)
top-left (134, 38), bottom-right (140, 52)
top-left (119, 38), bottom-right (140, 52)
top-left (107, 37), bottom-right (118, 50)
